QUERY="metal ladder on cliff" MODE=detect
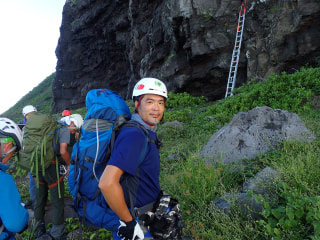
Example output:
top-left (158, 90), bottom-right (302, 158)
top-left (225, 0), bottom-right (247, 98)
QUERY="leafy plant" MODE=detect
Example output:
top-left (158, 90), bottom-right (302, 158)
top-left (258, 183), bottom-right (320, 239)
top-left (204, 10), bottom-right (211, 22)
top-left (166, 92), bottom-right (208, 109)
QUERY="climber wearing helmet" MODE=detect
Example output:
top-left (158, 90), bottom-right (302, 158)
top-left (99, 78), bottom-right (167, 240)
top-left (21, 105), bottom-right (38, 208)
top-left (60, 113), bottom-right (83, 144)
top-left (0, 118), bottom-right (29, 239)
top-left (22, 105), bottom-right (37, 120)
top-left (61, 109), bottom-right (71, 117)
top-left (27, 110), bottom-right (83, 240)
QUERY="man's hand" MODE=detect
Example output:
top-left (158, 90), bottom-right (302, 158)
top-left (117, 219), bottom-right (144, 240)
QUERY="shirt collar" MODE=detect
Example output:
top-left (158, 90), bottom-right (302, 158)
top-left (131, 113), bottom-right (157, 132)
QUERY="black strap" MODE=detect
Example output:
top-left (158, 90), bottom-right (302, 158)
top-left (131, 201), bottom-right (155, 219)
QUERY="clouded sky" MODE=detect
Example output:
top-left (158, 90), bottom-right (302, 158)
top-left (0, 0), bottom-right (65, 114)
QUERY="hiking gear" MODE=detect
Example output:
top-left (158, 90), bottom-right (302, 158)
top-left (60, 114), bottom-right (83, 129)
top-left (71, 114), bottom-right (83, 128)
top-left (1, 136), bottom-right (15, 144)
top-left (19, 112), bottom-right (61, 174)
top-left (59, 165), bottom-right (68, 175)
top-left (22, 105), bottom-right (37, 117)
top-left (61, 110), bottom-right (71, 117)
top-left (132, 78), bottom-right (168, 100)
top-left (19, 112), bottom-right (66, 200)
top-left (69, 89), bottom-right (153, 231)
top-left (141, 192), bottom-right (183, 240)
top-left (117, 219), bottom-right (144, 240)
top-left (0, 118), bottom-right (23, 162)
top-left (0, 118), bottom-right (23, 150)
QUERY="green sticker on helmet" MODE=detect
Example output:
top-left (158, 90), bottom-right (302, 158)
top-left (155, 80), bottom-right (162, 87)
top-left (1, 136), bottom-right (16, 145)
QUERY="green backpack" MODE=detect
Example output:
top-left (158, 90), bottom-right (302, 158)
top-left (19, 112), bottom-right (61, 176)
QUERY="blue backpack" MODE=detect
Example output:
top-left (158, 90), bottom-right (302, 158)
top-left (68, 89), bottom-right (149, 231)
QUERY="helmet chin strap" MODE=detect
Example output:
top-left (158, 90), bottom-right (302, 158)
top-left (143, 119), bottom-right (155, 127)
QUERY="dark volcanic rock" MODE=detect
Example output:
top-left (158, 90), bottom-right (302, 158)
top-left (53, 0), bottom-right (320, 113)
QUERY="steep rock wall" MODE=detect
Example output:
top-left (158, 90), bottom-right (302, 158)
top-left (53, 0), bottom-right (320, 112)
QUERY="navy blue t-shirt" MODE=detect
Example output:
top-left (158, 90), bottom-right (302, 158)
top-left (107, 125), bottom-right (161, 208)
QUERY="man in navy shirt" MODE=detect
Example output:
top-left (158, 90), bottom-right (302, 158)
top-left (99, 78), bottom-right (167, 240)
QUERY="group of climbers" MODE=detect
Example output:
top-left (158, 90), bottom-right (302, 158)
top-left (1, 78), bottom-right (183, 240)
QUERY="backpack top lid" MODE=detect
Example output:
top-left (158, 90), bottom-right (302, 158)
top-left (85, 89), bottom-right (131, 121)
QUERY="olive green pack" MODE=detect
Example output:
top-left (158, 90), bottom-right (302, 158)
top-left (19, 112), bottom-right (60, 175)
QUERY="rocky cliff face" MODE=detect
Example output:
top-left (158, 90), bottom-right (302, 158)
top-left (53, 0), bottom-right (320, 113)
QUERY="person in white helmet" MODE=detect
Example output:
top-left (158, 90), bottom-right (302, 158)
top-left (60, 113), bottom-right (83, 152)
top-left (22, 105), bottom-right (37, 120)
top-left (30, 112), bottom-right (83, 240)
top-left (0, 118), bottom-right (29, 239)
top-left (99, 78), bottom-right (167, 240)
top-left (22, 105), bottom-right (38, 208)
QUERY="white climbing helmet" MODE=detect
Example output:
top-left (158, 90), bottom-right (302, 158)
top-left (71, 114), bottom-right (84, 128)
top-left (22, 105), bottom-right (37, 117)
top-left (0, 118), bottom-right (23, 152)
top-left (132, 78), bottom-right (168, 100)
top-left (61, 114), bottom-right (84, 129)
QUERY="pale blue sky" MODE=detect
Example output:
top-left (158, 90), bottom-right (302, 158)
top-left (0, 0), bottom-right (65, 114)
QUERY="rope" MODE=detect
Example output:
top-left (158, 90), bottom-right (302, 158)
top-left (55, 156), bottom-right (62, 198)
top-left (92, 119), bottom-right (100, 182)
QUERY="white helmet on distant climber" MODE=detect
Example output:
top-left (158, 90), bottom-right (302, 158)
top-left (60, 114), bottom-right (84, 129)
top-left (22, 105), bottom-right (37, 117)
top-left (132, 78), bottom-right (168, 100)
top-left (70, 114), bottom-right (84, 128)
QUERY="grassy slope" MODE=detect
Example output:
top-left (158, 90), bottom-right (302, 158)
top-left (1, 73), bottom-right (55, 122)
top-left (7, 67), bottom-right (320, 239)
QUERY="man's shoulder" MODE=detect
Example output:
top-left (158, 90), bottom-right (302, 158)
top-left (58, 125), bottom-right (69, 133)
top-left (57, 125), bottom-right (70, 140)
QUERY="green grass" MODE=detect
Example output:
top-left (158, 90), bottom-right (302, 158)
top-left (156, 67), bottom-right (320, 239)
top-left (1, 73), bottom-right (55, 122)
top-left (7, 66), bottom-right (320, 239)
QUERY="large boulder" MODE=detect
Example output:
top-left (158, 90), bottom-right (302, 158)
top-left (200, 106), bottom-right (316, 164)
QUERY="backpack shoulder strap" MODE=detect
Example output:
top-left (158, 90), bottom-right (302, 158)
top-left (106, 119), bottom-right (150, 165)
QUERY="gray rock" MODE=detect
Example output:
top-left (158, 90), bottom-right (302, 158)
top-left (200, 106), bottom-right (315, 164)
top-left (211, 192), bottom-right (264, 220)
top-left (243, 166), bottom-right (281, 197)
